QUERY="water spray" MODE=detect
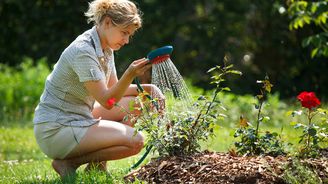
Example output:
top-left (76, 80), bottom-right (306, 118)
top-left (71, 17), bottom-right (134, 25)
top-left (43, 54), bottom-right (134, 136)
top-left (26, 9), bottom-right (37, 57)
top-left (135, 45), bottom-right (174, 99)
top-left (150, 46), bottom-right (192, 102)
top-left (131, 45), bottom-right (191, 170)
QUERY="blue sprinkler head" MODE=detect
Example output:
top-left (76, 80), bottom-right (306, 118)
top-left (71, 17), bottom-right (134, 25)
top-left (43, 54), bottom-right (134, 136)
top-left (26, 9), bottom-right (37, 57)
top-left (147, 45), bottom-right (173, 64)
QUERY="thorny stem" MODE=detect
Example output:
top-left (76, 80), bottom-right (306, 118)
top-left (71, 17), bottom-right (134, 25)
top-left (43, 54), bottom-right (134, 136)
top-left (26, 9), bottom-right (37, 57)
top-left (185, 101), bottom-right (210, 153)
top-left (189, 86), bottom-right (221, 152)
top-left (206, 88), bottom-right (220, 115)
top-left (307, 109), bottom-right (313, 150)
top-left (139, 116), bottom-right (168, 152)
top-left (192, 68), bottom-right (223, 130)
top-left (192, 101), bottom-right (211, 129)
top-left (194, 87), bottom-right (220, 130)
top-left (140, 101), bottom-right (170, 153)
top-left (189, 66), bottom-right (228, 151)
top-left (255, 100), bottom-right (263, 139)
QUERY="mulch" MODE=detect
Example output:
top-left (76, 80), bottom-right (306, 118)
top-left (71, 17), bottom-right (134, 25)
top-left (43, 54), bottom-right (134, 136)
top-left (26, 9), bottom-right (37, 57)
top-left (124, 150), bottom-right (328, 184)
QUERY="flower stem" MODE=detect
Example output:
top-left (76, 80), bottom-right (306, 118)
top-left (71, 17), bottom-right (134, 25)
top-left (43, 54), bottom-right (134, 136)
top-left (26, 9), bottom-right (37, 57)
top-left (191, 88), bottom-right (220, 141)
top-left (306, 109), bottom-right (312, 150)
top-left (255, 100), bottom-right (263, 139)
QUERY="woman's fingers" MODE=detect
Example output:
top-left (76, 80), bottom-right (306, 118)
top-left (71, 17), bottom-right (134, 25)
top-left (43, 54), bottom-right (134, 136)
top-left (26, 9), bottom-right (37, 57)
top-left (140, 64), bottom-right (152, 73)
top-left (133, 58), bottom-right (151, 75)
top-left (133, 58), bottom-right (149, 65)
top-left (127, 58), bottom-right (152, 77)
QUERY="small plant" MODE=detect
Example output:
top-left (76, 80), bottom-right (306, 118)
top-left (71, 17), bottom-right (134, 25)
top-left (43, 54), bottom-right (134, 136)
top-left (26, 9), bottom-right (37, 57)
top-left (179, 56), bottom-right (242, 155)
top-left (234, 76), bottom-right (286, 156)
top-left (289, 91), bottom-right (328, 158)
top-left (282, 159), bottom-right (322, 184)
top-left (132, 56), bottom-right (242, 157)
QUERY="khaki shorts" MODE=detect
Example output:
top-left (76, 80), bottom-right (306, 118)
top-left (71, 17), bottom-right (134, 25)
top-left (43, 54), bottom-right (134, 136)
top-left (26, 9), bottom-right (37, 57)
top-left (34, 122), bottom-right (89, 159)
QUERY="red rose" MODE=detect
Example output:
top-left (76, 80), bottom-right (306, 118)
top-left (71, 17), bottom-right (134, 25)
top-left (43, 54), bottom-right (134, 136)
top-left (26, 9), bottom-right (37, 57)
top-left (107, 97), bottom-right (116, 107)
top-left (297, 91), bottom-right (320, 109)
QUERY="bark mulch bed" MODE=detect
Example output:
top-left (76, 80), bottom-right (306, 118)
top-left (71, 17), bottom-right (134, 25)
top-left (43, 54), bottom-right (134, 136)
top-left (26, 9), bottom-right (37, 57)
top-left (124, 150), bottom-right (328, 184)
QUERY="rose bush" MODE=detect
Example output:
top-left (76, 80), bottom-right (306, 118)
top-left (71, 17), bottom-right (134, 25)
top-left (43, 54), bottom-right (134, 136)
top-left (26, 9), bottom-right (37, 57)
top-left (290, 91), bottom-right (328, 158)
top-left (233, 76), bottom-right (286, 157)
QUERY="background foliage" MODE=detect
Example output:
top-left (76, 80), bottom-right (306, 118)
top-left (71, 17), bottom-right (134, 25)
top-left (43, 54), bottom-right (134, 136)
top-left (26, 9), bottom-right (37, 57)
top-left (0, 58), bottom-right (49, 122)
top-left (1, 0), bottom-right (327, 98)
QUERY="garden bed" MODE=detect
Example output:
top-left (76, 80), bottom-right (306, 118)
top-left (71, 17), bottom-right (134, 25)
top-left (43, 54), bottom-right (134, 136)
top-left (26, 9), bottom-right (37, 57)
top-left (125, 150), bottom-right (328, 184)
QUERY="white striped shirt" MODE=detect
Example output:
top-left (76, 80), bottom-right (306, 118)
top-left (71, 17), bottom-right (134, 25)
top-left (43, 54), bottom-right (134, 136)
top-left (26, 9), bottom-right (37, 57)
top-left (33, 26), bottom-right (116, 127)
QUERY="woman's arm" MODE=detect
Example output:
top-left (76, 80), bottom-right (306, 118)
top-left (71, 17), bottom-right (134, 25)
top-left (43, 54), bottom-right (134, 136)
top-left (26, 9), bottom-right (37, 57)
top-left (107, 65), bottom-right (139, 96)
top-left (84, 58), bottom-right (151, 109)
top-left (107, 68), bottom-right (118, 88)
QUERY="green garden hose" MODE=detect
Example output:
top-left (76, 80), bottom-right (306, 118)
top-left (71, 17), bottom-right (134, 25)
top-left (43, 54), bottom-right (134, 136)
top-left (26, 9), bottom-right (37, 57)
top-left (129, 78), bottom-right (154, 171)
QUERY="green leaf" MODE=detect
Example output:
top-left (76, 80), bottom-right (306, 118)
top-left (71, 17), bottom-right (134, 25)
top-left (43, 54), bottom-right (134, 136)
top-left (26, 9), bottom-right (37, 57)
top-left (219, 105), bottom-right (227, 111)
top-left (227, 70), bottom-right (243, 75)
top-left (224, 64), bottom-right (234, 70)
top-left (262, 116), bottom-right (271, 122)
top-left (123, 115), bottom-right (129, 123)
top-left (290, 121), bottom-right (298, 126)
top-left (207, 67), bottom-right (216, 73)
top-left (311, 3), bottom-right (318, 13)
top-left (285, 111), bottom-right (294, 117)
top-left (129, 100), bottom-right (135, 111)
top-left (317, 108), bottom-right (327, 112)
top-left (256, 95), bottom-right (263, 100)
top-left (302, 37), bottom-right (312, 47)
top-left (221, 87), bottom-right (231, 92)
top-left (197, 95), bottom-right (206, 100)
top-left (211, 75), bottom-right (220, 80)
top-left (311, 48), bottom-right (319, 58)
top-left (272, 132), bottom-right (278, 136)
top-left (294, 123), bottom-right (304, 129)
top-left (308, 128), bottom-right (317, 136)
top-left (292, 110), bottom-right (303, 116)
top-left (218, 113), bottom-right (227, 118)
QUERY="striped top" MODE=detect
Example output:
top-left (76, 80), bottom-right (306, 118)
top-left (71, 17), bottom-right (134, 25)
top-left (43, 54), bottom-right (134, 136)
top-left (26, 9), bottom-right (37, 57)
top-left (33, 26), bottom-right (116, 127)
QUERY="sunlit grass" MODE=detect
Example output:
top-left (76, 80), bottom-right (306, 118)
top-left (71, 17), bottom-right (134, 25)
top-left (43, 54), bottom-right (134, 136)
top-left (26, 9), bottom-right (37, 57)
top-left (1, 91), bottom-right (327, 183)
top-left (0, 125), bottom-right (149, 183)
top-left (0, 123), bottom-right (308, 183)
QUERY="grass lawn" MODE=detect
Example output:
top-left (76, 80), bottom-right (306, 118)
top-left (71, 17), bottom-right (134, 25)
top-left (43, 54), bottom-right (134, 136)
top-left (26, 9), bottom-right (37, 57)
top-left (0, 121), bottom-right (305, 184)
top-left (0, 124), bottom-right (147, 184)
top-left (0, 93), bottom-right (324, 183)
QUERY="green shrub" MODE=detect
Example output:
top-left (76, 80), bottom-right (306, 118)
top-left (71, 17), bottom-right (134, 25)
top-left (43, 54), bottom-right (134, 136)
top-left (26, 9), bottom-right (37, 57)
top-left (288, 91), bottom-right (328, 158)
top-left (134, 58), bottom-right (242, 156)
top-left (0, 58), bottom-right (50, 122)
top-left (233, 76), bottom-right (287, 156)
top-left (282, 159), bottom-right (322, 184)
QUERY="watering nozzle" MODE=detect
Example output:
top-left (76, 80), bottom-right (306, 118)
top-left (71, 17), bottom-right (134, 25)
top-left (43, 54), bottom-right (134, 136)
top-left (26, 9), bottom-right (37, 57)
top-left (147, 45), bottom-right (173, 64)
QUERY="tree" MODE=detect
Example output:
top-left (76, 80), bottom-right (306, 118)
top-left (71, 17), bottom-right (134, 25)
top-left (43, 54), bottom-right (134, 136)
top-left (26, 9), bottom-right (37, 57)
top-left (287, 0), bottom-right (328, 58)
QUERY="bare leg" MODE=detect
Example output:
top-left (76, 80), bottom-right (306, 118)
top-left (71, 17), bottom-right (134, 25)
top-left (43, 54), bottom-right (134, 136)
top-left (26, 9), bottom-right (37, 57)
top-left (52, 120), bottom-right (144, 178)
top-left (84, 96), bottom-right (139, 171)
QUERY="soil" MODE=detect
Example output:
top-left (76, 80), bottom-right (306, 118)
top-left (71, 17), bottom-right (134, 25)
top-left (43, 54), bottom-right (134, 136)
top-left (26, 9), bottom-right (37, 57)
top-left (124, 150), bottom-right (328, 184)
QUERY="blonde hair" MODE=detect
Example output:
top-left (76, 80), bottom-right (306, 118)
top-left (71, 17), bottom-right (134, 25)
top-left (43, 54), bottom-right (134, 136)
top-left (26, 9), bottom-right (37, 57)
top-left (85, 0), bottom-right (142, 28)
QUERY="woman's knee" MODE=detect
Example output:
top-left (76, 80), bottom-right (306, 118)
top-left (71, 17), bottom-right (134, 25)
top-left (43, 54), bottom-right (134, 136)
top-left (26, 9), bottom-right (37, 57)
top-left (130, 131), bottom-right (144, 154)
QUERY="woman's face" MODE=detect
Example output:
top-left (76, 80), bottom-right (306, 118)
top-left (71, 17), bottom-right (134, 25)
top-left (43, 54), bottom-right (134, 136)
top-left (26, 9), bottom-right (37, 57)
top-left (100, 17), bottom-right (136, 51)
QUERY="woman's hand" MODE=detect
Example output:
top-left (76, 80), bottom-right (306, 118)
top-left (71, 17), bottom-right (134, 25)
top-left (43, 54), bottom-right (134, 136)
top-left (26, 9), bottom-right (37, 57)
top-left (150, 85), bottom-right (166, 113)
top-left (126, 58), bottom-right (151, 78)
